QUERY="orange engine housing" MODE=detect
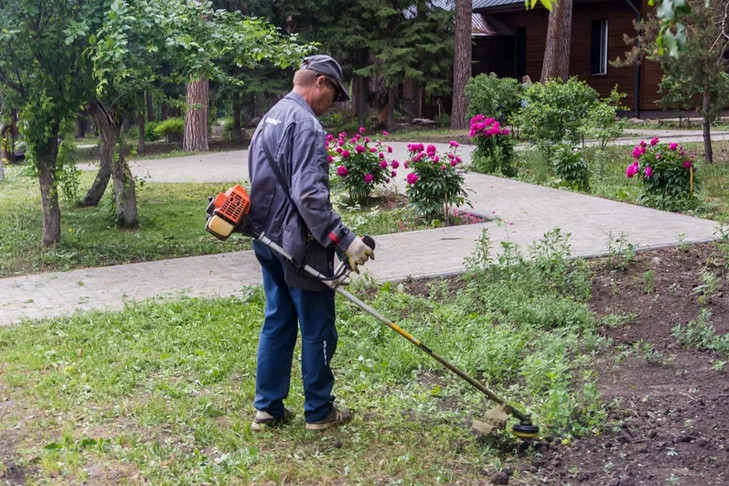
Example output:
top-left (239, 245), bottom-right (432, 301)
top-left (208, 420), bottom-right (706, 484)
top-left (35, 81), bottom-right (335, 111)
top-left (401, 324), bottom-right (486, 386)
top-left (212, 184), bottom-right (251, 225)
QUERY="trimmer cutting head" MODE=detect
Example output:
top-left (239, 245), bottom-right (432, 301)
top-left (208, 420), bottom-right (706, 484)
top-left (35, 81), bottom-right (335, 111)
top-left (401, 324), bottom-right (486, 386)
top-left (512, 422), bottom-right (540, 440)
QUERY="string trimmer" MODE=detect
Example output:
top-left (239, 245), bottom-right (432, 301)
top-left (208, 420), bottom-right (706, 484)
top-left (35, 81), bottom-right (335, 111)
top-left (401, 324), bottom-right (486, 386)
top-left (205, 185), bottom-right (540, 440)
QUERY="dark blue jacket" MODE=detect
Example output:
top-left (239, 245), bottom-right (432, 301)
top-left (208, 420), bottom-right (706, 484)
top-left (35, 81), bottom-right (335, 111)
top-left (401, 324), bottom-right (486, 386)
top-left (247, 92), bottom-right (355, 266)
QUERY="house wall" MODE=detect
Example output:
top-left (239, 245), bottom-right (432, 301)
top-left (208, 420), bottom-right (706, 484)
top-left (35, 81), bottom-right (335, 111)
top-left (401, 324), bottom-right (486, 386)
top-left (474, 0), bottom-right (664, 113)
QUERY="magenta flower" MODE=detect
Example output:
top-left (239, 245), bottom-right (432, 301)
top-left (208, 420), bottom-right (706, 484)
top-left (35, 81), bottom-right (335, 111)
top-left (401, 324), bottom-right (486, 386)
top-left (336, 147), bottom-right (342, 154)
top-left (385, 178), bottom-right (391, 183)
top-left (359, 126), bottom-right (366, 133)
top-left (626, 162), bottom-right (639, 178)
top-left (327, 155), bottom-right (333, 163)
top-left (432, 155), bottom-right (439, 163)
top-left (379, 160), bottom-right (388, 169)
top-left (391, 160), bottom-right (399, 169)
top-left (449, 140), bottom-right (459, 147)
top-left (683, 161), bottom-right (693, 169)
top-left (364, 174), bottom-right (374, 184)
top-left (391, 170), bottom-right (397, 177)
top-left (650, 137), bottom-right (659, 146)
top-left (669, 142), bottom-right (678, 151)
top-left (426, 144), bottom-right (437, 155)
top-left (355, 144), bottom-right (365, 154)
top-left (336, 166), bottom-right (348, 176)
top-left (644, 166), bottom-right (653, 178)
top-left (382, 131), bottom-right (389, 137)
top-left (370, 147), bottom-right (377, 153)
top-left (455, 156), bottom-right (462, 163)
top-left (404, 161), bottom-right (409, 169)
top-left (406, 172), bottom-right (418, 185)
top-left (379, 152), bottom-right (385, 158)
top-left (450, 160), bottom-right (457, 166)
top-left (342, 150), bottom-right (350, 158)
top-left (387, 146), bottom-right (393, 153)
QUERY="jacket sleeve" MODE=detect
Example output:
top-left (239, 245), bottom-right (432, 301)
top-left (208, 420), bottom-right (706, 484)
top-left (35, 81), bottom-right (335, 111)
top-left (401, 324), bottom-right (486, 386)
top-left (288, 126), bottom-right (356, 252)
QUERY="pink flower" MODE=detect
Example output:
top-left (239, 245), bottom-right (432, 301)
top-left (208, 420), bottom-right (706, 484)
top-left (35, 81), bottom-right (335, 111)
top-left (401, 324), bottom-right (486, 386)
top-left (426, 144), bottom-right (437, 155)
top-left (391, 170), bottom-right (397, 177)
top-left (449, 140), bottom-right (459, 147)
top-left (336, 166), bottom-right (348, 176)
top-left (387, 146), bottom-right (393, 153)
top-left (355, 134), bottom-right (361, 140)
top-left (626, 162), bottom-right (639, 178)
top-left (391, 160), bottom-right (399, 169)
top-left (327, 155), bottom-right (333, 163)
top-left (450, 160), bottom-right (457, 166)
top-left (379, 160), bottom-right (388, 169)
top-left (342, 150), bottom-right (350, 158)
top-left (336, 147), bottom-right (342, 154)
top-left (364, 174), bottom-right (374, 184)
top-left (385, 178), bottom-right (391, 183)
top-left (650, 137), bottom-right (659, 146)
top-left (432, 155), bottom-right (439, 163)
top-left (370, 147), bottom-right (377, 153)
top-left (404, 161), bottom-right (409, 169)
top-left (359, 126), bottom-right (366, 133)
top-left (644, 166), bottom-right (653, 178)
top-left (640, 140), bottom-right (647, 148)
top-left (364, 137), bottom-right (370, 143)
top-left (378, 152), bottom-right (384, 158)
top-left (669, 142), bottom-right (678, 151)
top-left (455, 156), bottom-right (462, 163)
top-left (407, 172), bottom-right (418, 185)
top-left (683, 161), bottom-right (693, 169)
top-left (382, 131), bottom-right (389, 137)
top-left (355, 144), bottom-right (365, 154)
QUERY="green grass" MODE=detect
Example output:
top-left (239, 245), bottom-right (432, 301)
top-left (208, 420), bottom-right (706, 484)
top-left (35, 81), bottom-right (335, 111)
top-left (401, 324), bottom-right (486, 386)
top-left (514, 141), bottom-right (729, 222)
top-left (0, 167), bottom-right (430, 278)
top-left (384, 127), bottom-right (470, 143)
top-left (0, 232), bottom-right (607, 484)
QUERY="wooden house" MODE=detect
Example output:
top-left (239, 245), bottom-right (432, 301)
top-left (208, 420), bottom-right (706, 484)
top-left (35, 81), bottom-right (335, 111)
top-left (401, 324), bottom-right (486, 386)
top-left (471, 0), bottom-right (663, 116)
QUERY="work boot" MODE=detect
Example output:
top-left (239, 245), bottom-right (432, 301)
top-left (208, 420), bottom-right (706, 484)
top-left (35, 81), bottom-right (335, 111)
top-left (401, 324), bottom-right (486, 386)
top-left (250, 407), bottom-right (295, 431)
top-left (305, 404), bottom-right (352, 431)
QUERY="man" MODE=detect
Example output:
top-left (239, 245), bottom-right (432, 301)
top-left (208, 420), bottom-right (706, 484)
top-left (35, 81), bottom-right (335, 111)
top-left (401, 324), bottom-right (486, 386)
top-left (246, 55), bottom-right (374, 431)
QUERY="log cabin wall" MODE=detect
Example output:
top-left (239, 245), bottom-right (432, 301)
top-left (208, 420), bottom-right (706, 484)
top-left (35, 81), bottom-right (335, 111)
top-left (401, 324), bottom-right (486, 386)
top-left (474, 0), bottom-right (664, 114)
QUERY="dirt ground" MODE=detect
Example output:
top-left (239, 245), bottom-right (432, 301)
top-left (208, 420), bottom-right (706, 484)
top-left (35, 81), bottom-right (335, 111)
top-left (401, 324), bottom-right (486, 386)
top-left (523, 242), bottom-right (729, 486)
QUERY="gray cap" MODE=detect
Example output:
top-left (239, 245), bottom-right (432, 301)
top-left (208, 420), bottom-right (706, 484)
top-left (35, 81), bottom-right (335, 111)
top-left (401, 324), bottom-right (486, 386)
top-left (300, 54), bottom-right (350, 102)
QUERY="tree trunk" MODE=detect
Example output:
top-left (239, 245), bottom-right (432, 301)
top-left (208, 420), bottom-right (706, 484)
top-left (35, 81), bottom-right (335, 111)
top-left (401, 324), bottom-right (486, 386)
top-left (138, 110), bottom-right (146, 153)
top-left (111, 146), bottom-right (139, 228)
top-left (386, 84), bottom-right (397, 130)
top-left (37, 131), bottom-right (61, 246)
top-left (161, 102), bottom-right (169, 120)
top-left (183, 77), bottom-right (209, 152)
top-left (541, 0), bottom-right (573, 81)
top-left (702, 83), bottom-right (713, 164)
top-left (81, 100), bottom-right (114, 207)
top-left (450, 0), bottom-right (472, 130)
top-left (145, 91), bottom-right (154, 122)
top-left (232, 91), bottom-right (243, 145)
top-left (354, 74), bottom-right (367, 127)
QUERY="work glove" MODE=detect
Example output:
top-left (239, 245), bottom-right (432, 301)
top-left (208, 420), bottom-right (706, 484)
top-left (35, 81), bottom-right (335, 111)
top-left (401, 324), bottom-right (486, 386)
top-left (345, 237), bottom-right (375, 274)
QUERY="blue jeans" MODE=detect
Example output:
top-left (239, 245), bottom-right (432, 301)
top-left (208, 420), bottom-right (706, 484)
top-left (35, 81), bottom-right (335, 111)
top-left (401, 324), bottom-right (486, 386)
top-left (252, 240), bottom-right (337, 423)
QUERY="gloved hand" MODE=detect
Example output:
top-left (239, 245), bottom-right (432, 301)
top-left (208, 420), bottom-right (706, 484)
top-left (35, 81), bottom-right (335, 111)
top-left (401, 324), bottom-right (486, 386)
top-left (345, 237), bottom-right (375, 273)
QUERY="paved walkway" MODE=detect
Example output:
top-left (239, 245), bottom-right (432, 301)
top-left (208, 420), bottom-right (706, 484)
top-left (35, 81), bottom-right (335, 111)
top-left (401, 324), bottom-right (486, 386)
top-left (2, 132), bottom-right (723, 326)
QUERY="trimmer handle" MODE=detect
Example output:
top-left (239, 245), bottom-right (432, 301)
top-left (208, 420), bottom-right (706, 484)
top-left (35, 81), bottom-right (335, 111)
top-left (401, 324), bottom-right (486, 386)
top-left (362, 235), bottom-right (376, 251)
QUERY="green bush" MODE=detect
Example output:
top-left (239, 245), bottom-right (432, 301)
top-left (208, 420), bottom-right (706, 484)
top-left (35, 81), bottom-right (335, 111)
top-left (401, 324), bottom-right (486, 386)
top-left (153, 117), bottom-right (185, 139)
top-left (465, 73), bottom-right (521, 124)
top-left (145, 121), bottom-right (160, 141)
top-left (516, 78), bottom-right (599, 147)
top-left (468, 114), bottom-right (516, 177)
top-left (551, 142), bottom-right (590, 191)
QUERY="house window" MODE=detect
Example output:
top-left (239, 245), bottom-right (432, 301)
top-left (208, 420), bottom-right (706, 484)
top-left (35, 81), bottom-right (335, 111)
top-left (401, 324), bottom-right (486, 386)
top-left (515, 27), bottom-right (527, 78)
top-left (591, 19), bottom-right (608, 75)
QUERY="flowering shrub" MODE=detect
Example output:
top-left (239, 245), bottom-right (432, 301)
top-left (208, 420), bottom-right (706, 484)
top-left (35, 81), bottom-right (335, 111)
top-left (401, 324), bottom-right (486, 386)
top-left (468, 114), bottom-right (516, 177)
top-left (326, 128), bottom-right (396, 203)
top-left (626, 137), bottom-right (699, 210)
top-left (404, 142), bottom-right (470, 223)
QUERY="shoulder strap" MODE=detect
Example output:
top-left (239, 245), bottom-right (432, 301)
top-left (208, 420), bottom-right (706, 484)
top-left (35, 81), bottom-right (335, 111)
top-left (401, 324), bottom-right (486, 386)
top-left (260, 120), bottom-right (292, 201)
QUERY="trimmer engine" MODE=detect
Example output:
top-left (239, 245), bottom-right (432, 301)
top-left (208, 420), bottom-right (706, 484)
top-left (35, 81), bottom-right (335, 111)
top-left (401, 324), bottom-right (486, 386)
top-left (205, 184), bottom-right (251, 240)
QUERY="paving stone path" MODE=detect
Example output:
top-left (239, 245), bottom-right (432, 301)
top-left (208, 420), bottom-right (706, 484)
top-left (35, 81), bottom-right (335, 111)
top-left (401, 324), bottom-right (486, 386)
top-left (1, 131), bottom-right (723, 326)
